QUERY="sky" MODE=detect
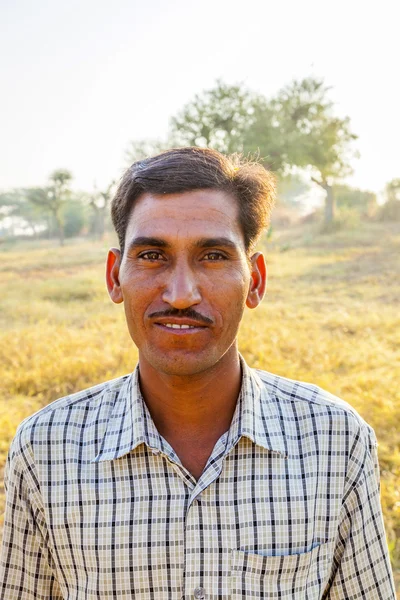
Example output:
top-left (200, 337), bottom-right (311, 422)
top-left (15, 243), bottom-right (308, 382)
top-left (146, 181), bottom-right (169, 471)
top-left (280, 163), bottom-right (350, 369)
top-left (1, 0), bottom-right (399, 197)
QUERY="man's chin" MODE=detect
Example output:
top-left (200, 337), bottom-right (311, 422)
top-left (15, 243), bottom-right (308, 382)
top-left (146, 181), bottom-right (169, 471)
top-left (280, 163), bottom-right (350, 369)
top-left (139, 349), bottom-right (223, 378)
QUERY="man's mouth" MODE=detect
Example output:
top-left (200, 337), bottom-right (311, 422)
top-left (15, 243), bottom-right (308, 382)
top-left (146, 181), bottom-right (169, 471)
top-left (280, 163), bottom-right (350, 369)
top-left (153, 319), bottom-right (209, 332)
top-left (149, 309), bottom-right (213, 328)
top-left (164, 323), bottom-right (197, 329)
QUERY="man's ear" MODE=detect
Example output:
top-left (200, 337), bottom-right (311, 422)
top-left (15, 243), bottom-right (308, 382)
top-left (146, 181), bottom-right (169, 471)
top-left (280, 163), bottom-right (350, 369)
top-left (246, 252), bottom-right (267, 309)
top-left (106, 248), bottom-right (124, 304)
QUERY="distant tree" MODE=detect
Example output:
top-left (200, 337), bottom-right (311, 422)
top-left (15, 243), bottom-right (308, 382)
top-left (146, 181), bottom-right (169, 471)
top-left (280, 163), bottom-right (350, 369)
top-left (17, 198), bottom-right (49, 235)
top-left (385, 178), bottom-right (400, 202)
top-left (378, 178), bottom-right (400, 221)
top-left (28, 169), bottom-right (73, 245)
top-left (88, 181), bottom-right (115, 239)
top-left (0, 191), bottom-right (17, 210)
top-left (63, 200), bottom-right (86, 238)
top-left (273, 78), bottom-right (358, 225)
top-left (0, 190), bottom-right (50, 237)
top-left (0, 191), bottom-right (20, 236)
top-left (0, 191), bottom-right (20, 226)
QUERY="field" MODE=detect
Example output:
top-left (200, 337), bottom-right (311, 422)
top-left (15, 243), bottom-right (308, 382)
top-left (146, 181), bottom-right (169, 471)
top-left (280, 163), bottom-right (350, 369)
top-left (0, 221), bottom-right (399, 594)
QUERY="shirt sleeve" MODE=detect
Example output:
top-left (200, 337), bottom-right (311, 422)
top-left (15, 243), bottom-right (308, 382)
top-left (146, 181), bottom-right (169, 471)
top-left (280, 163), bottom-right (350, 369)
top-left (323, 432), bottom-right (396, 599)
top-left (0, 444), bottom-right (63, 599)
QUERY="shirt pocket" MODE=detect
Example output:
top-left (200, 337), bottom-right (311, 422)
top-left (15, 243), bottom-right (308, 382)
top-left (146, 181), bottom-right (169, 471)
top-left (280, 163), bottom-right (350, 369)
top-left (230, 543), bottom-right (330, 599)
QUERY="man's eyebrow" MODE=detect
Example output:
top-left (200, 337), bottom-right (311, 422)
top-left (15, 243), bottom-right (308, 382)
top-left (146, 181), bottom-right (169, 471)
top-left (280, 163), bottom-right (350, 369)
top-left (194, 237), bottom-right (239, 250)
top-left (127, 237), bottom-right (169, 251)
top-left (127, 236), bottom-right (239, 252)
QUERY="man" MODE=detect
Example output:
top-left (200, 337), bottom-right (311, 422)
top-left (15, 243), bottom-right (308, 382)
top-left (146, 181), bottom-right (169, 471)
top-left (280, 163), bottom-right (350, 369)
top-left (0, 148), bottom-right (395, 599)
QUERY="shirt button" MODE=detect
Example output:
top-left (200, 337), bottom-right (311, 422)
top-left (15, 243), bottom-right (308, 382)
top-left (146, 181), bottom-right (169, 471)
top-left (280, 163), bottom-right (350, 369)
top-left (194, 587), bottom-right (205, 599)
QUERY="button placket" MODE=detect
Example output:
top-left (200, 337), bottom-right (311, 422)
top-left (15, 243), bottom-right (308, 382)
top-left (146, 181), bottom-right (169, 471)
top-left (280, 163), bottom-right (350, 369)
top-left (183, 495), bottom-right (203, 599)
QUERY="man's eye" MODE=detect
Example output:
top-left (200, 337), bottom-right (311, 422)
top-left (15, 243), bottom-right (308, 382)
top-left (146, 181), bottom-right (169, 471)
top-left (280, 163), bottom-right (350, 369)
top-left (203, 252), bottom-right (226, 261)
top-left (139, 251), bottom-right (164, 261)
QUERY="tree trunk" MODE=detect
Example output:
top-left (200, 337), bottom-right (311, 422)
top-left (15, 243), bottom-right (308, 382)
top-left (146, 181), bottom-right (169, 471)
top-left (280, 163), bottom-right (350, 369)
top-left (311, 177), bottom-right (336, 228)
top-left (26, 220), bottom-right (36, 237)
top-left (91, 205), bottom-right (105, 239)
top-left (58, 222), bottom-right (64, 246)
top-left (98, 207), bottom-right (106, 239)
top-left (323, 183), bottom-right (335, 224)
top-left (54, 211), bottom-right (64, 246)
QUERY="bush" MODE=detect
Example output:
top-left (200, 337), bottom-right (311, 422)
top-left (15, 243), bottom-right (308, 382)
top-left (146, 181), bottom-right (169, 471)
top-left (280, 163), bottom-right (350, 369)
top-left (377, 199), bottom-right (400, 222)
top-left (63, 201), bottom-right (86, 237)
top-left (319, 207), bottom-right (361, 233)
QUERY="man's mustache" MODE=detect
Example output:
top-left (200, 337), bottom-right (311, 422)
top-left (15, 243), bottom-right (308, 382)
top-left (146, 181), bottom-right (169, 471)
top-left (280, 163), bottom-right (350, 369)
top-left (149, 308), bottom-right (213, 326)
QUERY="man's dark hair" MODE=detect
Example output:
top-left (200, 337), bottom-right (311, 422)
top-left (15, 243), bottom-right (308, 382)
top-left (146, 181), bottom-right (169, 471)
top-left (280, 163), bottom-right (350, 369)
top-left (111, 147), bottom-right (276, 255)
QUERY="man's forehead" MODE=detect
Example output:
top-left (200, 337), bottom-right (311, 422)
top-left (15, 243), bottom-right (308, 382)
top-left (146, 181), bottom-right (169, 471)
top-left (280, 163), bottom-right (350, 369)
top-left (132, 189), bottom-right (238, 213)
top-left (126, 190), bottom-right (243, 239)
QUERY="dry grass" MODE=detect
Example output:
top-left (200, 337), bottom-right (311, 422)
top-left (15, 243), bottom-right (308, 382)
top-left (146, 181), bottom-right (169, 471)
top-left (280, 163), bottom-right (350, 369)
top-left (1, 222), bottom-right (399, 593)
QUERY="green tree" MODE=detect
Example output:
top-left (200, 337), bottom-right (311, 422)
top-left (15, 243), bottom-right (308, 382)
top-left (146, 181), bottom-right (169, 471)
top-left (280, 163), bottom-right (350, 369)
top-left (378, 178), bottom-right (400, 221)
top-left (385, 178), bottom-right (400, 202)
top-left (0, 189), bottom-right (48, 237)
top-left (63, 200), bottom-right (86, 238)
top-left (0, 191), bottom-right (20, 237)
top-left (170, 80), bottom-right (260, 154)
top-left (169, 78), bottom-right (358, 224)
top-left (28, 169), bottom-right (73, 245)
top-left (125, 139), bottom-right (167, 164)
top-left (88, 181), bottom-right (115, 239)
top-left (17, 197), bottom-right (48, 235)
top-left (127, 78), bottom-right (357, 227)
top-left (272, 78), bottom-right (358, 225)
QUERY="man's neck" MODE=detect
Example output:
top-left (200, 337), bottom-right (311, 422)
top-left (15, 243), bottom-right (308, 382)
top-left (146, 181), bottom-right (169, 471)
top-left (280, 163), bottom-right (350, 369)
top-left (137, 348), bottom-right (242, 478)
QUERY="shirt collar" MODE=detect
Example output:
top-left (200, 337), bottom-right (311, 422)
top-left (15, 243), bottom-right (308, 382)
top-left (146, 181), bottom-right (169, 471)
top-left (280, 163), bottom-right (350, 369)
top-left (227, 356), bottom-right (287, 457)
top-left (93, 356), bottom-right (287, 463)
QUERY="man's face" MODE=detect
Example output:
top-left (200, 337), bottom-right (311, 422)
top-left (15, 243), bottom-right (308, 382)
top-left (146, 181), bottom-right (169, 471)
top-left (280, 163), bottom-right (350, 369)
top-left (106, 189), bottom-right (266, 377)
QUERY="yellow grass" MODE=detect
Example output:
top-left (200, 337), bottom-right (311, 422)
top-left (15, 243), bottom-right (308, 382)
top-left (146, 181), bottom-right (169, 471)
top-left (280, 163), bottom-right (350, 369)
top-left (1, 222), bottom-right (399, 593)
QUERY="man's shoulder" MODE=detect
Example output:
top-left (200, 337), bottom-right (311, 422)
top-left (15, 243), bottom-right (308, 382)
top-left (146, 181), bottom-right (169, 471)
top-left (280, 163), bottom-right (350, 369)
top-left (10, 374), bottom-right (131, 456)
top-left (254, 367), bottom-right (376, 443)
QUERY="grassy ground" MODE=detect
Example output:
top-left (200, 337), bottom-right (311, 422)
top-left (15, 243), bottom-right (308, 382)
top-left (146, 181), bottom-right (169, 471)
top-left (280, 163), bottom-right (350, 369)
top-left (1, 221), bottom-right (399, 594)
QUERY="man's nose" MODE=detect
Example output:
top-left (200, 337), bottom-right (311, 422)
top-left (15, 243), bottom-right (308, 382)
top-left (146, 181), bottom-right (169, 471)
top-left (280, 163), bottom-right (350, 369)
top-left (161, 262), bottom-right (202, 309)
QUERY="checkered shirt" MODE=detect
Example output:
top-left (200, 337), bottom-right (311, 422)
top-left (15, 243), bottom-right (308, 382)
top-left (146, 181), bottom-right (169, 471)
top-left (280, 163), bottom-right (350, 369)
top-left (0, 358), bottom-right (395, 599)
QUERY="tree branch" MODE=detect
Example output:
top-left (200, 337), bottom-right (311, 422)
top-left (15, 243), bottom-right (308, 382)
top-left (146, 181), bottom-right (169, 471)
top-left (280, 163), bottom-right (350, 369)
top-left (311, 176), bottom-right (324, 188)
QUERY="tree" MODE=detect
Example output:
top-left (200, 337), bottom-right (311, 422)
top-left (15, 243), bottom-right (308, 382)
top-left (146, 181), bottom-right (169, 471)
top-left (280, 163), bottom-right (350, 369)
top-left (63, 200), bottom-right (86, 238)
top-left (0, 189), bottom-right (49, 237)
top-left (127, 77), bottom-right (358, 227)
top-left (0, 189), bottom-right (68, 239)
top-left (385, 178), bottom-right (400, 202)
top-left (170, 80), bottom-right (260, 154)
top-left (125, 139), bottom-right (167, 164)
top-left (0, 191), bottom-right (21, 237)
top-left (28, 169), bottom-right (73, 245)
top-left (241, 97), bottom-right (288, 172)
top-left (16, 197), bottom-right (48, 235)
top-left (272, 78), bottom-right (358, 224)
top-left (278, 174), bottom-right (312, 209)
top-left (378, 178), bottom-right (400, 221)
top-left (169, 78), bottom-right (358, 224)
top-left (88, 181), bottom-right (115, 239)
